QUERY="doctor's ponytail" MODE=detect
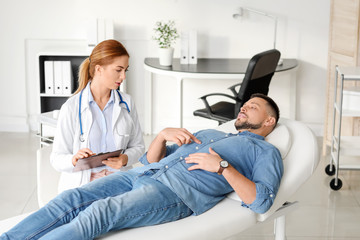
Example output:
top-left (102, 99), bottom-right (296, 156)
top-left (75, 57), bottom-right (91, 94)
top-left (74, 40), bottom-right (129, 95)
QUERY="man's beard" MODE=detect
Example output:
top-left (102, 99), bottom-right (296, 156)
top-left (234, 119), bottom-right (262, 131)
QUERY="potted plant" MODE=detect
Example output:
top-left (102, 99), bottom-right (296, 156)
top-left (153, 20), bottom-right (179, 66)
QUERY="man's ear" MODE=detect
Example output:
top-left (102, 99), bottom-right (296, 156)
top-left (264, 116), bottom-right (276, 127)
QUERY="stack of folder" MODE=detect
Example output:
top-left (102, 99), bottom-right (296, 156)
top-left (44, 61), bottom-right (73, 95)
top-left (180, 30), bottom-right (197, 65)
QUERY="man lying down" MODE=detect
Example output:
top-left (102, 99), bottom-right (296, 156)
top-left (1, 93), bottom-right (283, 240)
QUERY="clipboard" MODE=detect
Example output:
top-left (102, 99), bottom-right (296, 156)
top-left (73, 149), bottom-right (124, 172)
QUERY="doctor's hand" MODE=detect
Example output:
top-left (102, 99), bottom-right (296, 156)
top-left (185, 147), bottom-right (222, 172)
top-left (159, 128), bottom-right (201, 146)
top-left (102, 154), bottom-right (128, 169)
top-left (72, 148), bottom-right (95, 166)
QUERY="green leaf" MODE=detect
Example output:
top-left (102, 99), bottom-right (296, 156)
top-left (152, 20), bottom-right (179, 48)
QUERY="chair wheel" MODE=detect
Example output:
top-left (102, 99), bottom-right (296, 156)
top-left (325, 164), bottom-right (336, 176)
top-left (330, 178), bottom-right (342, 191)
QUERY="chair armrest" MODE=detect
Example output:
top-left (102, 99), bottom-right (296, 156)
top-left (228, 83), bottom-right (242, 97)
top-left (199, 93), bottom-right (236, 115)
top-left (199, 93), bottom-right (236, 101)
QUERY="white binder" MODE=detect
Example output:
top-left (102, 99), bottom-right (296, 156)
top-left (44, 61), bottom-right (54, 94)
top-left (53, 61), bottom-right (63, 95)
top-left (62, 61), bottom-right (73, 95)
top-left (189, 30), bottom-right (198, 64)
top-left (180, 31), bottom-right (189, 64)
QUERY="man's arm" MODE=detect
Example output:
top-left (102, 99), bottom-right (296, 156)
top-left (221, 165), bottom-right (256, 204)
top-left (185, 148), bottom-right (256, 204)
top-left (146, 128), bottom-right (201, 164)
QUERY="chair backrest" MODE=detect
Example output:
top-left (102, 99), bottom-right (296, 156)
top-left (235, 49), bottom-right (281, 116)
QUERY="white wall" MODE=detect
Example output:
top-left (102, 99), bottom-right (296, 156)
top-left (0, 0), bottom-right (330, 135)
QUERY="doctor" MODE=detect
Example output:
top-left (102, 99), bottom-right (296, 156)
top-left (50, 39), bottom-right (145, 193)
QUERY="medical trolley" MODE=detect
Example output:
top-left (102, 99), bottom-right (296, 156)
top-left (326, 66), bottom-right (360, 190)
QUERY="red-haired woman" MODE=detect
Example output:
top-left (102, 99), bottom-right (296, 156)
top-left (50, 40), bottom-right (144, 193)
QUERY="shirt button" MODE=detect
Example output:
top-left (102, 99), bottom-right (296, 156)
top-left (270, 194), bottom-right (274, 198)
top-left (165, 165), bottom-right (169, 169)
top-left (195, 146), bottom-right (199, 150)
top-left (210, 139), bottom-right (214, 142)
top-left (180, 157), bottom-right (183, 160)
top-left (225, 135), bottom-right (228, 137)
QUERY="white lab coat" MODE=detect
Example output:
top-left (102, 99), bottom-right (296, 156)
top-left (50, 84), bottom-right (145, 193)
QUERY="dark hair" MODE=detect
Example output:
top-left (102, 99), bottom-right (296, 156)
top-left (250, 93), bottom-right (280, 124)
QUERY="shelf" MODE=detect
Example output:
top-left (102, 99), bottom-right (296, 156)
top-left (337, 156), bottom-right (360, 170)
top-left (40, 93), bottom-right (72, 97)
top-left (38, 54), bottom-right (87, 113)
top-left (342, 109), bottom-right (360, 117)
top-left (333, 136), bottom-right (360, 156)
top-left (333, 103), bottom-right (360, 117)
top-left (40, 111), bottom-right (58, 128)
top-left (337, 66), bottom-right (360, 80)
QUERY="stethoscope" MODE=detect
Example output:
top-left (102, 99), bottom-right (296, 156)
top-left (78, 89), bottom-right (130, 142)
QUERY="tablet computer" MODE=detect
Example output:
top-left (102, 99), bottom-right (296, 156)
top-left (73, 149), bottom-right (124, 172)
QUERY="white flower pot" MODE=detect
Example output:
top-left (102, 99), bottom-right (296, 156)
top-left (158, 47), bottom-right (174, 66)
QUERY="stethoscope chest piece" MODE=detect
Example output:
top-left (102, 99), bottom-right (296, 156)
top-left (79, 134), bottom-right (85, 142)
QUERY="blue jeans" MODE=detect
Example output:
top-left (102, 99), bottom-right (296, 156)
top-left (1, 170), bottom-right (193, 240)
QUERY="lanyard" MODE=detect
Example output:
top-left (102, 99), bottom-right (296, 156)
top-left (78, 89), bottom-right (130, 142)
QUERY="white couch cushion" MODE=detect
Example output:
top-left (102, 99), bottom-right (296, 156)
top-left (265, 123), bottom-right (291, 159)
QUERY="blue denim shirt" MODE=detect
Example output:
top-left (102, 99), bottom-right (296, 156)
top-left (133, 129), bottom-right (283, 215)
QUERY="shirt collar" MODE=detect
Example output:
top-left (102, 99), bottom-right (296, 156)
top-left (88, 82), bottom-right (115, 106)
top-left (237, 131), bottom-right (265, 140)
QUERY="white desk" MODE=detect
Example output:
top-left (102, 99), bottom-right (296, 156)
top-left (144, 58), bottom-right (298, 134)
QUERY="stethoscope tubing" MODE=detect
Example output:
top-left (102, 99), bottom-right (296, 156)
top-left (78, 88), bottom-right (130, 142)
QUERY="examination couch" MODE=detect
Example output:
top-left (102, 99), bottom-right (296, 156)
top-left (0, 118), bottom-right (320, 240)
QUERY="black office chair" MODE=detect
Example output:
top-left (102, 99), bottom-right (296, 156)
top-left (193, 49), bottom-right (281, 124)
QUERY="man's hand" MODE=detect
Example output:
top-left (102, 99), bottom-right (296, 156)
top-left (185, 147), bottom-right (222, 172)
top-left (102, 154), bottom-right (128, 169)
top-left (72, 148), bottom-right (95, 166)
top-left (187, 147), bottom-right (256, 204)
top-left (159, 128), bottom-right (201, 146)
top-left (147, 128), bottom-right (201, 164)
